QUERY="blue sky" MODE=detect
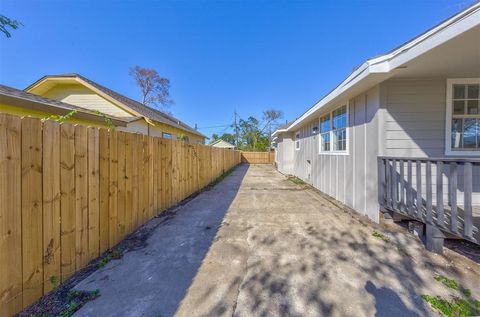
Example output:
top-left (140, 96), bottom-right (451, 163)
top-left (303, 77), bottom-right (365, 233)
top-left (0, 0), bottom-right (474, 137)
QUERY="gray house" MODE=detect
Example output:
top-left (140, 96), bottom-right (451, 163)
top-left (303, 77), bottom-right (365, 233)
top-left (273, 3), bottom-right (480, 250)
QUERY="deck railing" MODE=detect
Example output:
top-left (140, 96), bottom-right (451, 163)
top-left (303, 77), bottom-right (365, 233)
top-left (378, 156), bottom-right (479, 244)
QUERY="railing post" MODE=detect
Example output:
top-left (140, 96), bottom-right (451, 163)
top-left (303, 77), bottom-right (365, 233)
top-left (386, 159), bottom-right (392, 209)
top-left (399, 160), bottom-right (405, 211)
top-left (392, 159), bottom-right (398, 210)
top-left (436, 161), bottom-right (444, 228)
top-left (450, 162), bottom-right (458, 233)
top-left (463, 162), bottom-right (473, 238)
top-left (407, 160), bottom-right (413, 215)
top-left (426, 161), bottom-right (433, 224)
top-left (416, 160), bottom-right (422, 218)
top-left (377, 158), bottom-right (386, 210)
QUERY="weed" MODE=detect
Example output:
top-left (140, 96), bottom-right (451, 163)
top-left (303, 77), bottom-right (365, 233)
top-left (423, 274), bottom-right (479, 316)
top-left (97, 249), bottom-right (123, 268)
top-left (434, 275), bottom-right (459, 290)
top-left (208, 166), bottom-right (236, 189)
top-left (57, 289), bottom-right (100, 317)
top-left (49, 275), bottom-right (60, 290)
top-left (372, 230), bottom-right (390, 243)
top-left (288, 176), bottom-right (305, 185)
top-left (461, 288), bottom-right (472, 298)
top-left (421, 295), bottom-right (480, 317)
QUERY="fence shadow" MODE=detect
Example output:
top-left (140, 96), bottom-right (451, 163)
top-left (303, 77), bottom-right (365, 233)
top-left (72, 165), bottom-right (249, 317)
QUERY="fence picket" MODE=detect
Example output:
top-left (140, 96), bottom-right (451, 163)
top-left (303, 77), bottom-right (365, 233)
top-left (0, 114), bottom-right (241, 316)
top-left (0, 114), bottom-right (22, 316)
top-left (21, 117), bottom-right (43, 307)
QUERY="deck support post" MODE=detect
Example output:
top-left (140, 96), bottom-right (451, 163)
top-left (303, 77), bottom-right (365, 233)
top-left (425, 224), bottom-right (445, 254)
top-left (381, 210), bottom-right (394, 224)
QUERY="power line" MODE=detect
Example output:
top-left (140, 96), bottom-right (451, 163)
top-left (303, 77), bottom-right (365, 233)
top-left (196, 124), bottom-right (232, 129)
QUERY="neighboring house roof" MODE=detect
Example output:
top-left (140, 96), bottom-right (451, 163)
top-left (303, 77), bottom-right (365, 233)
top-left (26, 73), bottom-right (206, 138)
top-left (0, 84), bottom-right (128, 126)
top-left (273, 1), bottom-right (480, 136)
top-left (210, 139), bottom-right (236, 148)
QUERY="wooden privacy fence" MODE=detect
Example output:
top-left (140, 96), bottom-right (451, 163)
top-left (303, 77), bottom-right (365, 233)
top-left (0, 114), bottom-right (241, 316)
top-left (241, 151), bottom-right (274, 164)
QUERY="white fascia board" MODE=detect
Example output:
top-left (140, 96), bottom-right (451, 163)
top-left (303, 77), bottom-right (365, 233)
top-left (272, 128), bottom-right (288, 137)
top-left (287, 63), bottom-right (375, 132)
top-left (388, 9), bottom-right (480, 70)
top-left (285, 3), bottom-right (480, 133)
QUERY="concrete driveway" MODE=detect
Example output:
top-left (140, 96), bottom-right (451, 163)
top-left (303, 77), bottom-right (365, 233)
top-left (74, 164), bottom-right (480, 317)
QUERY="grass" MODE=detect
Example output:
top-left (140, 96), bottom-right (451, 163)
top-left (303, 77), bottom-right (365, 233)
top-left (372, 230), bottom-right (390, 243)
top-left (422, 274), bottom-right (478, 317)
top-left (288, 176), bottom-right (305, 185)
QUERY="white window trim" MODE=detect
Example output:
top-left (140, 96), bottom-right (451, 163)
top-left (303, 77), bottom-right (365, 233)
top-left (445, 78), bottom-right (480, 156)
top-left (318, 103), bottom-right (350, 155)
top-left (295, 132), bottom-right (300, 151)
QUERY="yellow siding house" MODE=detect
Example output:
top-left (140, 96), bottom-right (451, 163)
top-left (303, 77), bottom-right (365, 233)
top-left (0, 84), bottom-right (128, 127)
top-left (26, 74), bottom-right (206, 143)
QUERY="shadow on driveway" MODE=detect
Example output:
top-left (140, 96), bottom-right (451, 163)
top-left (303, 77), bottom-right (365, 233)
top-left (73, 165), bottom-right (249, 317)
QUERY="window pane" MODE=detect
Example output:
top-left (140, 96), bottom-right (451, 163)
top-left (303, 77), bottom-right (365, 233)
top-left (453, 100), bottom-right (465, 114)
top-left (162, 132), bottom-right (172, 139)
top-left (321, 133), bottom-right (330, 151)
top-left (320, 115), bottom-right (330, 133)
top-left (467, 84), bottom-right (479, 99)
top-left (335, 129), bottom-right (346, 151)
top-left (463, 119), bottom-right (478, 148)
top-left (467, 100), bottom-right (479, 115)
top-left (332, 106), bottom-right (347, 129)
top-left (451, 119), bottom-right (463, 148)
top-left (312, 126), bottom-right (318, 134)
top-left (453, 85), bottom-right (465, 99)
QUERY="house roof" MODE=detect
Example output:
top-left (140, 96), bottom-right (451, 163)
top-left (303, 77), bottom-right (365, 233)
top-left (210, 139), bottom-right (235, 148)
top-left (26, 73), bottom-right (206, 138)
top-left (0, 84), bottom-right (128, 126)
top-left (273, 1), bottom-right (480, 136)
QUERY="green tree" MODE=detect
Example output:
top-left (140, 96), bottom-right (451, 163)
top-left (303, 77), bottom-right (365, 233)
top-left (210, 133), bottom-right (235, 145)
top-left (210, 108), bottom-right (283, 151)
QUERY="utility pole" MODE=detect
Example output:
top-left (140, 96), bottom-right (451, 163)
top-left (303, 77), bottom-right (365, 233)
top-left (234, 110), bottom-right (239, 148)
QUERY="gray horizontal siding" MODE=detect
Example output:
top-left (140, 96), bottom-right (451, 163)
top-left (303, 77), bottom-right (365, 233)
top-left (385, 79), bottom-right (446, 157)
top-left (384, 78), bottom-right (479, 204)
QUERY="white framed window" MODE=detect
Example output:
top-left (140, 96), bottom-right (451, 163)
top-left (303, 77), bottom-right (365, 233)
top-left (162, 132), bottom-right (172, 139)
top-left (445, 78), bottom-right (480, 156)
top-left (318, 104), bottom-right (349, 154)
top-left (295, 132), bottom-right (300, 150)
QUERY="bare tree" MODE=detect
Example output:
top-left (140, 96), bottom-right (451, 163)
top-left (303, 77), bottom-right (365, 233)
top-left (1, 15), bottom-right (22, 38)
top-left (129, 66), bottom-right (173, 110)
top-left (262, 109), bottom-right (283, 149)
